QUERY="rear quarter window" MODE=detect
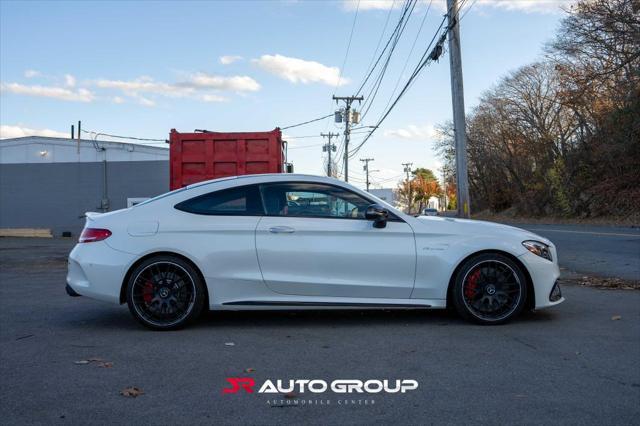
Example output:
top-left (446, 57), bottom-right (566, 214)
top-left (174, 185), bottom-right (264, 216)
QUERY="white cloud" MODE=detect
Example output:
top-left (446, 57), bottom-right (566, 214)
top-left (136, 96), bottom-right (156, 107)
top-left (0, 125), bottom-right (68, 139)
top-left (186, 73), bottom-right (260, 91)
top-left (384, 124), bottom-right (436, 140)
top-left (0, 82), bottom-right (95, 102)
top-left (64, 74), bottom-right (76, 87)
top-left (253, 54), bottom-right (348, 87)
top-left (112, 96), bottom-right (125, 104)
top-left (24, 69), bottom-right (41, 78)
top-left (200, 94), bottom-right (228, 102)
top-left (95, 74), bottom-right (258, 105)
top-left (220, 55), bottom-right (243, 65)
top-left (95, 77), bottom-right (192, 97)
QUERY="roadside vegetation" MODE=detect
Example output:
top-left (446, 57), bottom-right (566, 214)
top-left (435, 0), bottom-right (639, 221)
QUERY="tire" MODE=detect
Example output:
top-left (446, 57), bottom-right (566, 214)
top-left (126, 255), bottom-right (206, 330)
top-left (451, 253), bottom-right (527, 325)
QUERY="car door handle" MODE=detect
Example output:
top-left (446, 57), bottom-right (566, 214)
top-left (269, 226), bottom-right (296, 234)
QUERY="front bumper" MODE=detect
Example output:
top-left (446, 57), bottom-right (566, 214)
top-left (66, 241), bottom-right (137, 304)
top-left (518, 250), bottom-right (565, 309)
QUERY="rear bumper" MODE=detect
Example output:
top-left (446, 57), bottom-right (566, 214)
top-left (66, 241), bottom-right (137, 304)
top-left (518, 250), bottom-right (565, 309)
top-left (65, 284), bottom-right (81, 297)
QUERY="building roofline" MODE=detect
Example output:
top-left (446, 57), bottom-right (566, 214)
top-left (0, 135), bottom-right (169, 150)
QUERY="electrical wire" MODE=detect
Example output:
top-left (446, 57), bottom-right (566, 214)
top-left (80, 129), bottom-right (169, 151)
top-left (284, 134), bottom-right (324, 139)
top-left (80, 128), bottom-right (166, 143)
top-left (379, 0), bottom-right (433, 116)
top-left (355, 0), bottom-right (413, 97)
top-left (358, 0), bottom-right (417, 121)
top-left (348, 0), bottom-right (471, 158)
top-left (360, 0), bottom-right (396, 88)
top-left (280, 113), bottom-right (334, 130)
top-left (335, 0), bottom-right (360, 90)
top-left (288, 143), bottom-right (325, 150)
top-left (348, 15), bottom-right (448, 158)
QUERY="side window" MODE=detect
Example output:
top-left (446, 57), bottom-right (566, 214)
top-left (261, 183), bottom-right (372, 219)
top-left (175, 185), bottom-right (263, 216)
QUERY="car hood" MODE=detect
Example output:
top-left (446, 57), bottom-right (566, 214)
top-left (412, 216), bottom-right (552, 245)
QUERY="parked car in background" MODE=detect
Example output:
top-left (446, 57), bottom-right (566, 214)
top-left (66, 174), bottom-right (563, 330)
top-left (422, 208), bottom-right (438, 216)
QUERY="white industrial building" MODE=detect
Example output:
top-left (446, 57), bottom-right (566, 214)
top-left (0, 136), bottom-right (169, 236)
top-left (369, 188), bottom-right (397, 206)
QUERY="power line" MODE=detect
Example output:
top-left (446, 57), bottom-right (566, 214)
top-left (360, 0), bottom-right (397, 89)
top-left (80, 128), bottom-right (166, 143)
top-left (280, 113), bottom-right (334, 130)
top-left (283, 134), bottom-right (324, 139)
top-left (358, 0), bottom-right (417, 121)
top-left (355, 0), bottom-right (413, 97)
top-left (288, 143), bottom-right (325, 150)
top-left (349, 0), bottom-right (472, 159)
top-left (380, 0), bottom-right (434, 115)
top-left (336, 0), bottom-right (361, 90)
top-left (349, 13), bottom-right (450, 158)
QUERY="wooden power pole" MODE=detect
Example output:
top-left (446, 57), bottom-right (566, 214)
top-left (447, 0), bottom-right (470, 218)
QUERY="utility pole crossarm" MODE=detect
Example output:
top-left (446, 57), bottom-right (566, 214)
top-left (321, 132), bottom-right (340, 177)
top-left (333, 95), bottom-right (364, 182)
top-left (360, 158), bottom-right (374, 192)
top-left (402, 162), bottom-right (413, 214)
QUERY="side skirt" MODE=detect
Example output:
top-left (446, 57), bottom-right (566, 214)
top-left (222, 301), bottom-right (431, 308)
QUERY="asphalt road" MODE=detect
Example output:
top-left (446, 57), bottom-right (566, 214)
top-left (0, 237), bottom-right (639, 425)
top-left (516, 224), bottom-right (640, 281)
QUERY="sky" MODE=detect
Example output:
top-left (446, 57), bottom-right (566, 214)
top-left (0, 0), bottom-right (574, 189)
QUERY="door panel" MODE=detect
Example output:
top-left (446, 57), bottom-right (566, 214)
top-left (255, 217), bottom-right (416, 298)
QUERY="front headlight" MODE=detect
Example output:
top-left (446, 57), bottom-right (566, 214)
top-left (522, 240), bottom-right (552, 261)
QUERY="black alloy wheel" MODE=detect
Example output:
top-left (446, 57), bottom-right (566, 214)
top-left (126, 255), bottom-right (206, 330)
top-left (452, 253), bottom-right (527, 325)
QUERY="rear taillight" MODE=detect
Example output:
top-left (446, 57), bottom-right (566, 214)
top-left (79, 228), bottom-right (112, 243)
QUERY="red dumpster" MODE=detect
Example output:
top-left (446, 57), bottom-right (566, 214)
top-left (169, 128), bottom-right (285, 190)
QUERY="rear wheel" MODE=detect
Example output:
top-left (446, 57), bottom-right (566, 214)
top-left (126, 255), bottom-right (206, 330)
top-left (452, 253), bottom-right (527, 325)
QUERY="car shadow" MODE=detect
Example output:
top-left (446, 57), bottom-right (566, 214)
top-left (59, 304), bottom-right (559, 332)
top-left (198, 308), bottom-right (463, 329)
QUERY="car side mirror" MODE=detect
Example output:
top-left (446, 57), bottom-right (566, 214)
top-left (365, 204), bottom-right (389, 229)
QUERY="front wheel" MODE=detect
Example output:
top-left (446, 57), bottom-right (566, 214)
top-left (126, 255), bottom-right (206, 330)
top-left (452, 253), bottom-right (527, 325)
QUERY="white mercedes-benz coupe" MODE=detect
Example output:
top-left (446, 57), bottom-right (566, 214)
top-left (66, 174), bottom-right (563, 330)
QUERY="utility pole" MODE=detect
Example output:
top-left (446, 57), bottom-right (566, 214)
top-left (333, 95), bottom-right (363, 182)
top-left (402, 162), bottom-right (413, 214)
top-left (442, 167), bottom-right (448, 212)
top-left (321, 132), bottom-right (339, 177)
top-left (360, 158), bottom-right (374, 191)
top-left (447, 0), bottom-right (470, 218)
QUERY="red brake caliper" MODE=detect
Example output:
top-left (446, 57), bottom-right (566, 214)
top-left (464, 269), bottom-right (481, 299)
top-left (142, 281), bottom-right (154, 304)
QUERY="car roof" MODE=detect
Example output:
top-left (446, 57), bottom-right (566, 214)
top-left (186, 173), bottom-right (344, 189)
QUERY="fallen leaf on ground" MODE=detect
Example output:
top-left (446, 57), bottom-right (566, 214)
top-left (611, 315), bottom-right (622, 321)
top-left (97, 362), bottom-right (113, 368)
top-left (244, 368), bottom-right (255, 373)
top-left (284, 392), bottom-right (297, 399)
top-left (120, 387), bottom-right (144, 398)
